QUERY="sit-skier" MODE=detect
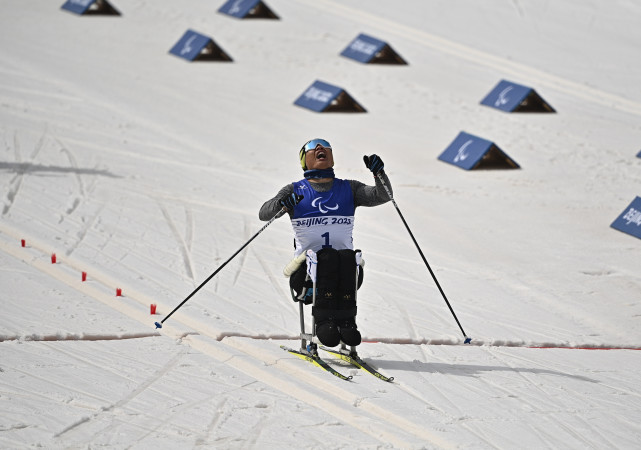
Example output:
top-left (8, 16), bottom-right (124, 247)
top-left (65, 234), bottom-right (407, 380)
top-left (259, 138), bottom-right (391, 348)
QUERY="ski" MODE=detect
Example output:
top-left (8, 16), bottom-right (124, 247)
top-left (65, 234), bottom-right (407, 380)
top-left (320, 346), bottom-right (394, 382)
top-left (280, 345), bottom-right (353, 381)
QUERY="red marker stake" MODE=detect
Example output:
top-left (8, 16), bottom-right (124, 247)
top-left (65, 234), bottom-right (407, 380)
top-left (82, 272), bottom-right (87, 282)
top-left (150, 304), bottom-right (157, 315)
top-left (51, 253), bottom-right (57, 264)
top-left (116, 288), bottom-right (122, 297)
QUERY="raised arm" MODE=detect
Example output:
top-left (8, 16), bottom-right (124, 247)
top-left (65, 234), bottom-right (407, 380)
top-left (351, 154), bottom-right (393, 207)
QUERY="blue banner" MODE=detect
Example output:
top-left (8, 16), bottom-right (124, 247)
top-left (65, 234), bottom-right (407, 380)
top-left (481, 80), bottom-right (533, 112)
top-left (611, 197), bottom-right (641, 240)
top-left (169, 30), bottom-right (212, 61)
top-left (340, 34), bottom-right (386, 63)
top-left (438, 132), bottom-right (494, 170)
top-left (294, 81), bottom-right (343, 112)
top-left (637, 149), bottom-right (641, 158)
top-left (218, 0), bottom-right (260, 18)
top-left (61, 0), bottom-right (95, 14)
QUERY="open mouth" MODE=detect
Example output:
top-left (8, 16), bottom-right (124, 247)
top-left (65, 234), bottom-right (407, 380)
top-left (316, 149), bottom-right (327, 160)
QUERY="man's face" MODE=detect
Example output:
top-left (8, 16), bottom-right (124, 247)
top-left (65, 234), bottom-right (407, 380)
top-left (305, 144), bottom-right (334, 170)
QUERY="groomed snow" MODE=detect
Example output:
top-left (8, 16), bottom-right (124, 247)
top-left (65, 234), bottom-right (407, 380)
top-left (1, 0), bottom-right (640, 448)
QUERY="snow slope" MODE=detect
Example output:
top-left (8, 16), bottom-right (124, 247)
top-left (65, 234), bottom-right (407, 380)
top-left (1, 0), bottom-right (641, 448)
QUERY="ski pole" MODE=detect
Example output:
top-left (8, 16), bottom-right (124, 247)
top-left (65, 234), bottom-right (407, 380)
top-left (155, 208), bottom-right (287, 329)
top-left (368, 160), bottom-right (472, 344)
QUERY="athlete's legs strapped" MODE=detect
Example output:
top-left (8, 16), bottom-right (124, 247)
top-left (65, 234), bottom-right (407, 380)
top-left (289, 249), bottom-right (363, 303)
top-left (312, 248), bottom-right (363, 347)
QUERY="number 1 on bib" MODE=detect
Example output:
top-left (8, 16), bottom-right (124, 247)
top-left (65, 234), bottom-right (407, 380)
top-left (321, 232), bottom-right (332, 249)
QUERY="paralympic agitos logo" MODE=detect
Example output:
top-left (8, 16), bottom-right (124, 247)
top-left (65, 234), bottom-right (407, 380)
top-left (311, 197), bottom-right (339, 214)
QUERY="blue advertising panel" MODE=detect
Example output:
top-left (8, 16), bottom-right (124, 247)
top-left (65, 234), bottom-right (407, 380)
top-left (218, 0), bottom-right (260, 18)
top-left (480, 80), bottom-right (533, 112)
top-left (169, 30), bottom-right (212, 61)
top-left (611, 196), bottom-right (641, 240)
top-left (294, 81), bottom-right (343, 112)
top-left (61, 0), bottom-right (95, 14)
top-left (340, 34), bottom-right (386, 63)
top-left (438, 132), bottom-right (494, 171)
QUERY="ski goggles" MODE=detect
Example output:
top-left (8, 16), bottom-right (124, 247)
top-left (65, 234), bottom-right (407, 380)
top-left (301, 138), bottom-right (332, 152)
top-left (299, 138), bottom-right (332, 169)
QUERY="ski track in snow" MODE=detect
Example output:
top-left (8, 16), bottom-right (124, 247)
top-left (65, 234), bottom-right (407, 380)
top-left (193, 397), bottom-right (229, 446)
top-left (251, 246), bottom-right (298, 329)
top-left (12, 364), bottom-right (113, 414)
top-left (54, 350), bottom-right (186, 441)
top-left (231, 216), bottom-right (251, 287)
top-left (58, 140), bottom-right (85, 215)
top-left (2, 132), bottom-right (26, 216)
top-left (486, 347), bottom-right (593, 447)
top-left (1, 366), bottom-right (112, 414)
top-left (157, 201), bottom-right (196, 282)
top-left (384, 344), bottom-right (501, 448)
top-left (65, 202), bottom-right (106, 257)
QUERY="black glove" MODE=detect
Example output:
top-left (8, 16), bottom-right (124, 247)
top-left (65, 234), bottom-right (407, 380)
top-left (363, 154), bottom-right (384, 176)
top-left (280, 193), bottom-right (304, 210)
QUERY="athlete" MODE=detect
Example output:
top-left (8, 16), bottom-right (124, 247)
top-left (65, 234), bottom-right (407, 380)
top-left (259, 138), bottom-right (392, 348)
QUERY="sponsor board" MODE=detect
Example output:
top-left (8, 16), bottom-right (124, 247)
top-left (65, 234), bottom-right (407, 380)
top-left (218, 0), bottom-right (278, 19)
top-left (340, 33), bottom-right (407, 65)
top-left (481, 80), bottom-right (555, 112)
top-left (611, 196), bottom-right (641, 240)
top-left (169, 30), bottom-right (232, 62)
top-left (294, 80), bottom-right (366, 113)
top-left (438, 131), bottom-right (519, 170)
top-left (61, 0), bottom-right (119, 15)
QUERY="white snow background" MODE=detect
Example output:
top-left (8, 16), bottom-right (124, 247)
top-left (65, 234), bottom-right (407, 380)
top-left (1, 0), bottom-right (641, 448)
